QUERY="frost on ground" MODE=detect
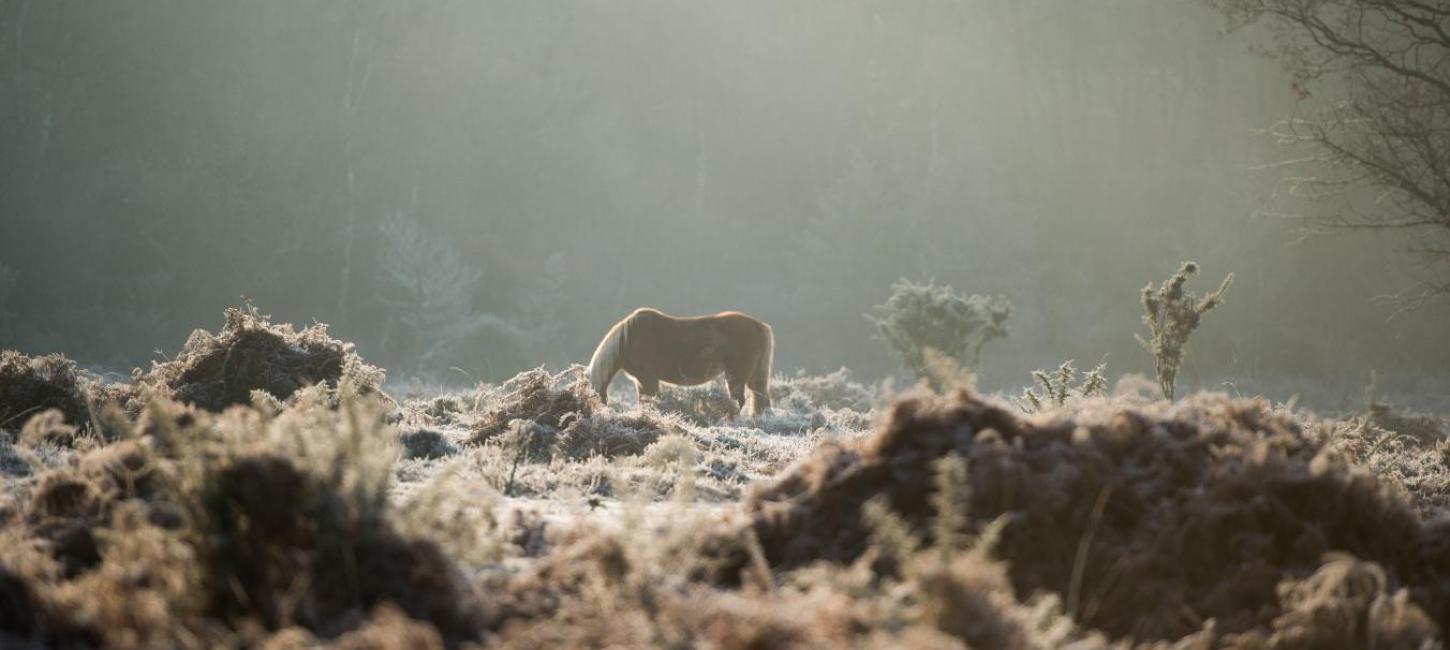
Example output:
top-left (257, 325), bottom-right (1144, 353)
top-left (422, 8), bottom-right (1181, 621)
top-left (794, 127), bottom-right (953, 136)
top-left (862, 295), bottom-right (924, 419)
top-left (388, 365), bottom-right (878, 504)
top-left (2, 312), bottom-right (1450, 648)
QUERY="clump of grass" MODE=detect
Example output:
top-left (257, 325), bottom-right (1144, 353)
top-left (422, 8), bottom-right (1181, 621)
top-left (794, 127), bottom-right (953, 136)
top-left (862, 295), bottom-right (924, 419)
top-left (644, 434), bottom-right (699, 470)
top-left (1011, 361), bottom-right (1108, 413)
top-left (472, 368), bottom-right (682, 470)
top-left (1232, 554), bottom-right (1440, 649)
top-left (0, 351), bottom-right (96, 433)
top-left (653, 382), bottom-right (741, 425)
top-left (17, 409), bottom-right (85, 449)
top-left (867, 278), bottom-right (1011, 383)
top-left (771, 367), bottom-right (878, 413)
top-left (555, 411), bottom-right (680, 461)
top-left (1136, 262), bottom-right (1231, 400)
top-left (470, 368), bottom-right (598, 446)
top-left (1367, 403), bottom-right (1444, 445)
top-left (399, 428), bottom-right (458, 460)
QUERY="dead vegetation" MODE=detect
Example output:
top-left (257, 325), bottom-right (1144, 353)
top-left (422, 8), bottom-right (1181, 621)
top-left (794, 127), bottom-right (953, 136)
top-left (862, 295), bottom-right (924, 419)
top-left (708, 387), bottom-right (1447, 643)
top-left (0, 351), bottom-right (95, 432)
top-left (0, 394), bottom-right (489, 649)
top-left (468, 368), bottom-right (684, 463)
top-left (130, 304), bottom-right (386, 413)
top-left (2, 309), bottom-right (1448, 648)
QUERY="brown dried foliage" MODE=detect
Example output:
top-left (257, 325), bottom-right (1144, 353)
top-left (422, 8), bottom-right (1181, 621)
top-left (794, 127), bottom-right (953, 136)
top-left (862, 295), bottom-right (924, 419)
top-left (132, 306), bottom-right (385, 412)
top-left (728, 388), bottom-right (1447, 642)
top-left (0, 351), bottom-right (94, 432)
top-left (471, 369), bottom-right (678, 461)
top-left (471, 369), bottom-right (600, 446)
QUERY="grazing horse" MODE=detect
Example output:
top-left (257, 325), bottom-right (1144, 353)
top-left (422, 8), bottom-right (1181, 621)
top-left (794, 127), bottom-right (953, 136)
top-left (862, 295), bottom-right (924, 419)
top-left (587, 308), bottom-right (773, 415)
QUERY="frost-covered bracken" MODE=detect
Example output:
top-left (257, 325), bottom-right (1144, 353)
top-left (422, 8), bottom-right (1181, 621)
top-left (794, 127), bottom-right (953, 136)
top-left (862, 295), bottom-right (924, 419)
top-left (1, 314), bottom-right (1447, 648)
top-left (130, 304), bottom-right (387, 412)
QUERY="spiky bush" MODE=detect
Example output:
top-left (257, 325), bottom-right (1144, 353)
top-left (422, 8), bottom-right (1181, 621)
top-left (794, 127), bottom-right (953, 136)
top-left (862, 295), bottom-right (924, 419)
top-left (1136, 262), bottom-right (1232, 400)
top-left (1011, 360), bottom-right (1108, 413)
top-left (867, 279), bottom-right (1011, 382)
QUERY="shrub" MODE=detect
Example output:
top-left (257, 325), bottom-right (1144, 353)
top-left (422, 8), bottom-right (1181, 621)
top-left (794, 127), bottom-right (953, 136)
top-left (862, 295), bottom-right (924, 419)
top-left (1011, 361), bottom-right (1108, 413)
top-left (867, 279), bottom-right (1011, 382)
top-left (1136, 262), bottom-right (1232, 400)
top-left (772, 368), bottom-right (878, 413)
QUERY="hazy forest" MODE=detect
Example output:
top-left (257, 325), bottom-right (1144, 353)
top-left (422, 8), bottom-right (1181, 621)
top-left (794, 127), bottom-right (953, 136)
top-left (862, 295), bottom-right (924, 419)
top-left (3, 1), bottom-right (1450, 648)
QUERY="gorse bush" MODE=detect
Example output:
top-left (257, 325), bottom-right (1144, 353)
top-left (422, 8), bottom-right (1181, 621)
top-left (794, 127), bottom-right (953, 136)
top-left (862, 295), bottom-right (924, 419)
top-left (867, 279), bottom-right (1011, 383)
top-left (1136, 261), bottom-right (1232, 400)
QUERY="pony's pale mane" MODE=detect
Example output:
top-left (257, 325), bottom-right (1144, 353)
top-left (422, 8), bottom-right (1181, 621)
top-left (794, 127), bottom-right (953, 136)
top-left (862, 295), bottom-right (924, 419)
top-left (587, 316), bottom-right (628, 403)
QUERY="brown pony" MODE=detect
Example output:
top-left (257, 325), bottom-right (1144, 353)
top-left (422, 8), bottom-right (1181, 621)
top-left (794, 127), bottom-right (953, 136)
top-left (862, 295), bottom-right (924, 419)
top-left (587, 308), bottom-right (773, 414)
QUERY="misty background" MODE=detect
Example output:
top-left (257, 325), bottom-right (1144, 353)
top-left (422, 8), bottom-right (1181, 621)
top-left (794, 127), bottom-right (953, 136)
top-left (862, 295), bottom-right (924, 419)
top-left (1, 0), bottom-right (1445, 408)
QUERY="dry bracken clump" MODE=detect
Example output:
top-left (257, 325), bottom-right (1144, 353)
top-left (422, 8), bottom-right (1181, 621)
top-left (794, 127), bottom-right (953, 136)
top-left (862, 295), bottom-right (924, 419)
top-left (0, 351), bottom-right (95, 432)
top-left (400, 428), bottom-right (458, 460)
top-left (471, 368), bottom-right (681, 463)
top-left (653, 382), bottom-right (742, 425)
top-left (471, 368), bottom-right (599, 446)
top-left (771, 367), bottom-right (878, 413)
top-left (1222, 554), bottom-right (1440, 650)
top-left (130, 304), bottom-right (386, 413)
top-left (722, 388), bottom-right (1446, 642)
top-left (0, 392), bottom-right (491, 648)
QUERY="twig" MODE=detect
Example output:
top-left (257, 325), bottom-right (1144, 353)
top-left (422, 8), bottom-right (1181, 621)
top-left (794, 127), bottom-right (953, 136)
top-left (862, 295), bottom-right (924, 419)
top-left (1067, 486), bottom-right (1113, 619)
top-left (0, 405), bottom-right (42, 429)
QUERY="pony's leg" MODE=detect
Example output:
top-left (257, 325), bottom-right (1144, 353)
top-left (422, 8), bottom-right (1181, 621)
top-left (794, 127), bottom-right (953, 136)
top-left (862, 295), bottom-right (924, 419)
top-left (745, 367), bottom-right (771, 415)
top-left (727, 378), bottom-right (747, 411)
top-left (724, 367), bottom-right (750, 415)
top-left (634, 375), bottom-right (660, 407)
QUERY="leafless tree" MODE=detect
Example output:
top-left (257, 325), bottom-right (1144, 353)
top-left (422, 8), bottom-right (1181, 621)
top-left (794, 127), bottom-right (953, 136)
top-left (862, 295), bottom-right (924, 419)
top-left (1209, 0), bottom-right (1450, 308)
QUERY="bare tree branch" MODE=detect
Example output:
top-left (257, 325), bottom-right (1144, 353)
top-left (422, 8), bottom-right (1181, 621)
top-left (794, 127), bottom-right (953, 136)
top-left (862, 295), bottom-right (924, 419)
top-left (1208, 0), bottom-right (1450, 305)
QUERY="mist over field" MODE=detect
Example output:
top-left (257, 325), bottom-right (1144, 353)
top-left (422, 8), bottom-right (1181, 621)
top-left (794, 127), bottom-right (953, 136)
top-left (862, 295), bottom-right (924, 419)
top-left (3, 3), bottom-right (1450, 648)
top-left (1, 1), bottom-right (1446, 408)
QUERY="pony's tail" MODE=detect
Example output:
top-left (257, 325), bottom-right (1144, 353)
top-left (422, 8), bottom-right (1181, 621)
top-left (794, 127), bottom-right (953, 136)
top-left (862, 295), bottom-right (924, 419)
top-left (587, 317), bottom-right (628, 405)
top-left (749, 324), bottom-right (774, 413)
